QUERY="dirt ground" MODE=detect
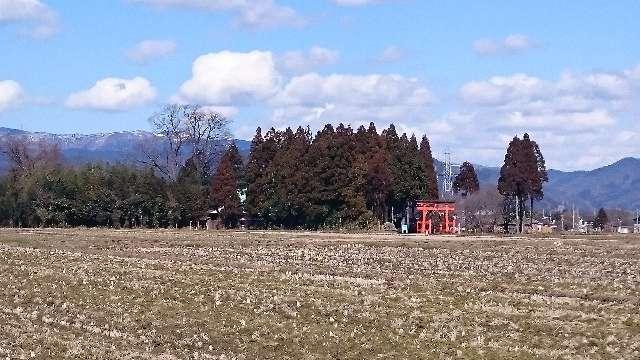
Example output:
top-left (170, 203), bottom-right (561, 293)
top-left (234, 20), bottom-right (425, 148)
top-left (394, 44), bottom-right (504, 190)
top-left (1, 229), bottom-right (639, 359)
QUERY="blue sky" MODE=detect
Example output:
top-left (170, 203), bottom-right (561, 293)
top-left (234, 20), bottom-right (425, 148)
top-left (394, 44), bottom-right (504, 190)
top-left (1, 0), bottom-right (639, 170)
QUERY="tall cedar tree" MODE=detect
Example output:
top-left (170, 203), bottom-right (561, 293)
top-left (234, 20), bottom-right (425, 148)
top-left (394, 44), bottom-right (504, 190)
top-left (498, 136), bottom-right (527, 232)
top-left (210, 142), bottom-right (243, 228)
top-left (497, 134), bottom-right (548, 232)
top-left (305, 124), bottom-right (366, 228)
top-left (382, 124), bottom-right (401, 218)
top-left (264, 127), bottom-right (311, 228)
top-left (173, 157), bottom-right (209, 228)
top-left (383, 125), bottom-right (426, 225)
top-left (336, 124), bottom-right (368, 226)
top-left (245, 127), bottom-right (278, 226)
top-left (226, 142), bottom-right (245, 190)
top-left (594, 208), bottom-right (608, 230)
top-left (306, 124), bottom-right (338, 227)
top-left (453, 161), bottom-right (480, 197)
top-left (360, 123), bottom-right (391, 223)
top-left (521, 133), bottom-right (548, 225)
top-left (419, 135), bottom-right (439, 200)
top-left (244, 127), bottom-right (264, 220)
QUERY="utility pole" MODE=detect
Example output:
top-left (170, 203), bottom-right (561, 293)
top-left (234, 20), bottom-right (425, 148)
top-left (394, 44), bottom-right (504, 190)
top-left (572, 204), bottom-right (575, 231)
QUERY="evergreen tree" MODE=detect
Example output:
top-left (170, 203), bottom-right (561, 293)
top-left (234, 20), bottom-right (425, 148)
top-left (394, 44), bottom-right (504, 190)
top-left (382, 124), bottom-right (401, 221)
top-left (521, 133), bottom-right (548, 225)
top-left (306, 124), bottom-right (337, 228)
top-left (419, 135), bottom-right (439, 200)
top-left (363, 123), bottom-right (391, 223)
top-left (304, 124), bottom-right (364, 228)
top-left (336, 123), bottom-right (368, 227)
top-left (453, 161), bottom-right (479, 197)
top-left (225, 142), bottom-right (245, 190)
top-left (280, 127), bottom-right (312, 227)
top-left (245, 127), bottom-right (278, 226)
top-left (383, 126), bottom-right (425, 225)
top-left (497, 134), bottom-right (547, 233)
top-left (174, 157), bottom-right (209, 228)
top-left (498, 136), bottom-right (528, 232)
top-left (210, 143), bottom-right (243, 228)
top-left (245, 127), bottom-right (265, 221)
top-left (594, 208), bottom-right (608, 230)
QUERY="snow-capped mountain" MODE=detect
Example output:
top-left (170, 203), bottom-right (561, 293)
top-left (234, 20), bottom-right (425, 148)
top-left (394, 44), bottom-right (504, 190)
top-left (0, 127), bottom-right (251, 173)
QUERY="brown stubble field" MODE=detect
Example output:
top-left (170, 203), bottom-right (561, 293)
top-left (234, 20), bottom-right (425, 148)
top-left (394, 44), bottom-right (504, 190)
top-left (1, 229), bottom-right (639, 359)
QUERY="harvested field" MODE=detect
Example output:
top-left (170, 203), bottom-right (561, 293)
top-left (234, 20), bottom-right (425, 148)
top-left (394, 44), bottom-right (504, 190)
top-left (1, 229), bottom-right (640, 359)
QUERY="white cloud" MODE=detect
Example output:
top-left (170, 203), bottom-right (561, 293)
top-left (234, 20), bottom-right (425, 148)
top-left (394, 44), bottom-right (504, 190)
top-left (199, 105), bottom-right (239, 118)
top-left (127, 40), bottom-right (177, 64)
top-left (0, 0), bottom-right (59, 38)
top-left (279, 46), bottom-right (339, 73)
top-left (129, 0), bottom-right (303, 28)
top-left (504, 109), bottom-right (615, 132)
top-left (0, 80), bottom-right (24, 111)
top-left (461, 70), bottom-right (636, 112)
top-left (377, 45), bottom-right (404, 63)
top-left (66, 77), bottom-right (157, 111)
top-left (270, 73), bottom-right (434, 129)
top-left (176, 50), bottom-right (281, 105)
top-left (451, 65), bottom-right (640, 169)
top-left (473, 34), bottom-right (536, 56)
top-left (461, 73), bottom-right (546, 106)
top-left (276, 73), bottom-right (432, 107)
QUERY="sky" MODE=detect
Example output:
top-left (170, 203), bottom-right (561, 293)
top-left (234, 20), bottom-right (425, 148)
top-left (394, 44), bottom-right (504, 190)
top-left (0, 0), bottom-right (639, 171)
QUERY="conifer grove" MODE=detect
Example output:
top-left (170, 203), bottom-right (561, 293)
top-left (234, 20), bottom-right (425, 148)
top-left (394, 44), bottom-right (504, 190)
top-left (0, 105), bottom-right (552, 232)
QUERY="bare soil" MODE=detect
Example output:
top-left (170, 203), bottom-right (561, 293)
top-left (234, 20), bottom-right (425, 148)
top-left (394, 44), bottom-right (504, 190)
top-left (1, 229), bottom-right (639, 359)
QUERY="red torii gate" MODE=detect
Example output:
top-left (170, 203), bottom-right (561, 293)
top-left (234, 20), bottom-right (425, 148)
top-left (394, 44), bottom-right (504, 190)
top-left (416, 201), bottom-right (457, 234)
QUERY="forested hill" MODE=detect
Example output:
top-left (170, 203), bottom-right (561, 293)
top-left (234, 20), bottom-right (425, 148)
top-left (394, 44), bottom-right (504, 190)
top-left (472, 158), bottom-right (640, 210)
top-left (0, 127), bottom-right (251, 174)
top-left (1, 127), bottom-right (639, 210)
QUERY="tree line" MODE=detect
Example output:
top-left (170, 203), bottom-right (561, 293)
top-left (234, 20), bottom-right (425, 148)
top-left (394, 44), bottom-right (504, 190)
top-left (0, 104), bottom-right (551, 232)
top-left (214, 122), bottom-right (440, 229)
top-left (0, 105), bottom-right (441, 230)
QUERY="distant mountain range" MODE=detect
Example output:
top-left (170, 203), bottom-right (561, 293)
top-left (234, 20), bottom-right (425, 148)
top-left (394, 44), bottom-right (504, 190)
top-left (1, 127), bottom-right (638, 210)
top-left (0, 127), bottom-right (251, 174)
top-left (470, 158), bottom-right (640, 211)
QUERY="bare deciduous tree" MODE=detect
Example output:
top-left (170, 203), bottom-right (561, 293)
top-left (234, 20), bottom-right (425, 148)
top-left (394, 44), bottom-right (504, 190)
top-left (141, 104), bottom-right (230, 181)
top-left (1, 136), bottom-right (62, 175)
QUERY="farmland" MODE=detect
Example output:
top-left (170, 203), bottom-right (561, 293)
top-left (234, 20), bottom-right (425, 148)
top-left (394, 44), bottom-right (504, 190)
top-left (1, 229), bottom-right (640, 359)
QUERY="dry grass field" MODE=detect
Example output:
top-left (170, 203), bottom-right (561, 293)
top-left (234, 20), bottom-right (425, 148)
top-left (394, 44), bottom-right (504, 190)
top-left (1, 229), bottom-right (639, 359)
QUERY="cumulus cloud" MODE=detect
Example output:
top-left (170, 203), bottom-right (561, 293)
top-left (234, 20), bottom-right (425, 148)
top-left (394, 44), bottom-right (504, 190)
top-left (460, 74), bottom-right (547, 106)
top-left (176, 50), bottom-right (281, 105)
top-left (270, 73), bottom-right (434, 129)
top-left (0, 0), bottom-right (59, 38)
top-left (452, 65), bottom-right (640, 169)
top-left (174, 49), bottom-right (436, 135)
top-left (0, 80), bottom-right (24, 111)
top-left (460, 70), bottom-right (635, 114)
top-left (473, 34), bottom-right (536, 55)
top-left (66, 77), bottom-right (157, 111)
top-left (127, 40), bottom-right (177, 64)
top-left (129, 0), bottom-right (303, 28)
top-left (279, 46), bottom-right (339, 73)
top-left (276, 73), bottom-right (432, 107)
